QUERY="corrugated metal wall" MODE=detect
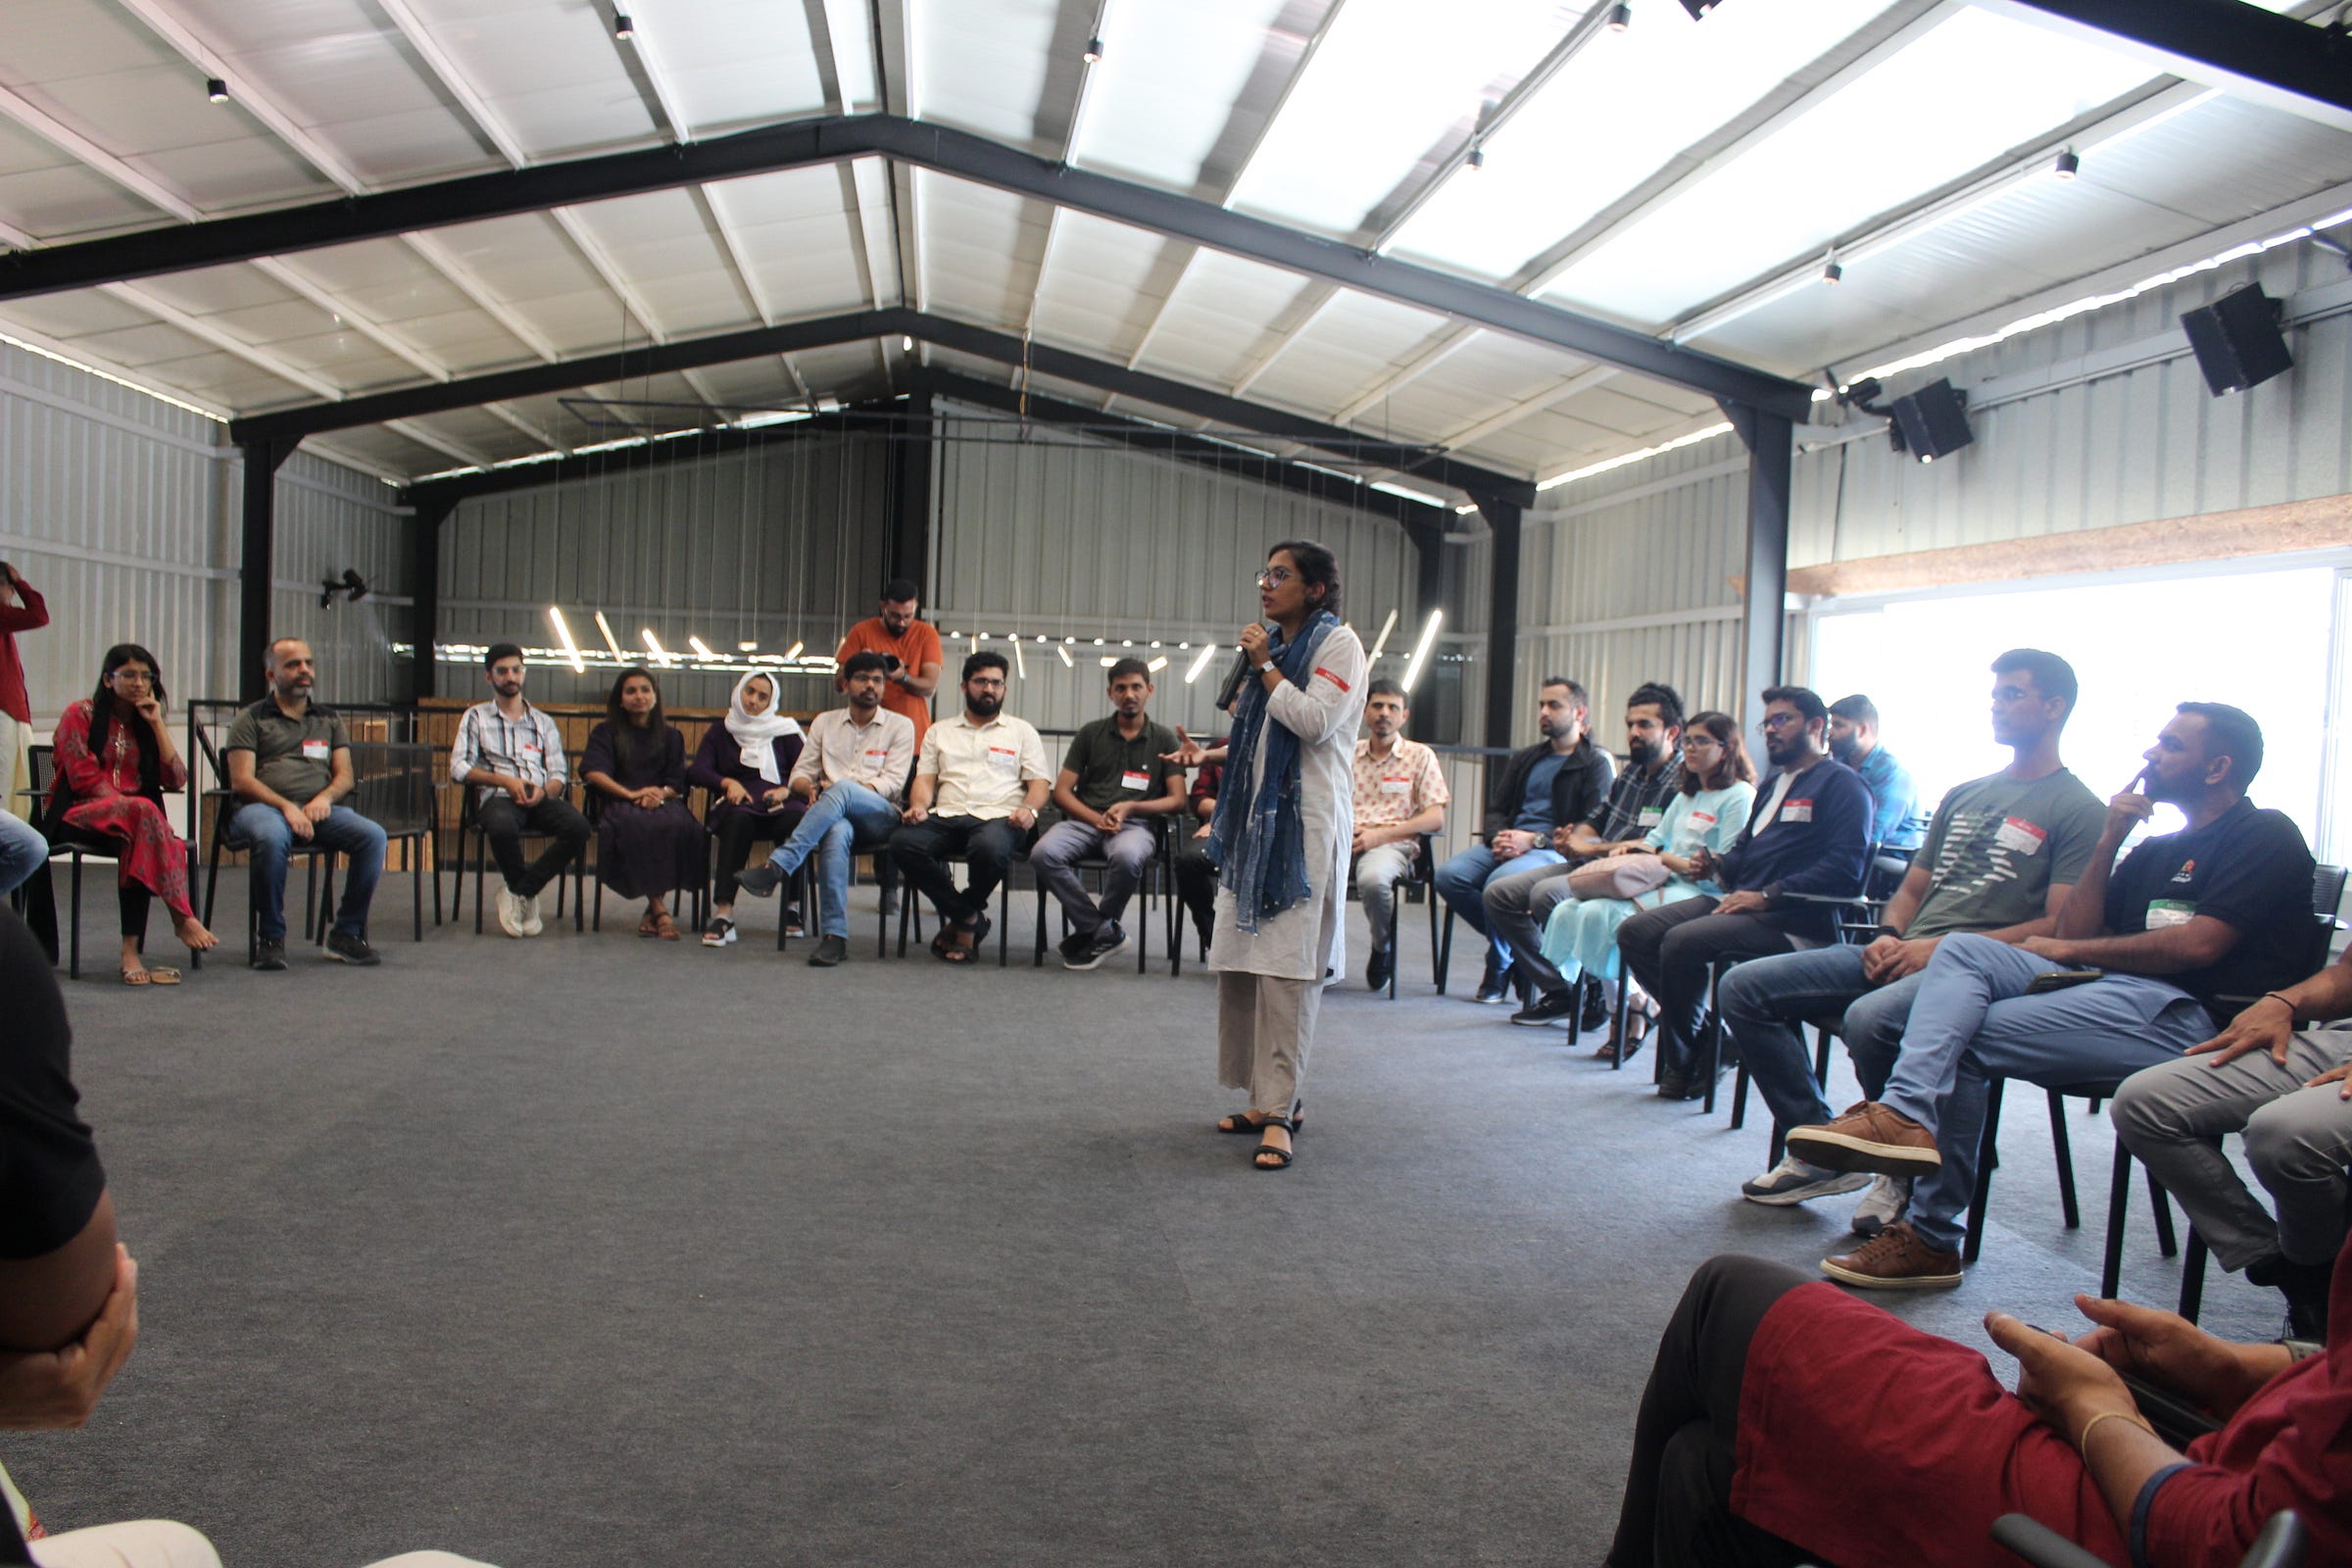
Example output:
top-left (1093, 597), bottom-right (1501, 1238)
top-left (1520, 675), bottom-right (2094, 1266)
top-left (440, 429), bottom-right (894, 710)
top-left (268, 451), bottom-right (414, 707)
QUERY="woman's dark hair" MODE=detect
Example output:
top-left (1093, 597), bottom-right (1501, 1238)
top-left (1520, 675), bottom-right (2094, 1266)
top-left (606, 665), bottom-right (665, 776)
top-left (1680, 710), bottom-right (1755, 795)
top-left (1267, 539), bottom-right (1342, 616)
top-left (89, 643), bottom-right (167, 799)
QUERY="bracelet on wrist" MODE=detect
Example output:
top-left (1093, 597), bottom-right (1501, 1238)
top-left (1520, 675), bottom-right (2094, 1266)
top-left (1874, 924), bottom-right (1903, 943)
top-left (2261, 991), bottom-right (2300, 1021)
top-left (2076, 1407), bottom-right (2154, 1452)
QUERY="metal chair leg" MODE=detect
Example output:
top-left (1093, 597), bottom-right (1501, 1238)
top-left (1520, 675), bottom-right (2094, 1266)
top-left (1962, 1077), bottom-right (2007, 1266)
top-left (2148, 1171), bottom-right (2178, 1257)
top-left (2046, 1089), bottom-right (2081, 1230)
top-left (2100, 1137), bottom-right (2133, 1298)
top-left (2178, 1229), bottom-right (2208, 1323)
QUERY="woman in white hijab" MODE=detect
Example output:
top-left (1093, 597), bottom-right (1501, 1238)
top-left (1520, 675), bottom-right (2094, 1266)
top-left (686, 670), bottom-right (806, 946)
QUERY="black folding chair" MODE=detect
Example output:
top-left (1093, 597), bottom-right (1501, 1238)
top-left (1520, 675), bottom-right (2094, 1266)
top-left (448, 772), bottom-right (585, 935)
top-left (1031, 815), bottom-right (1170, 973)
top-left (1352, 834), bottom-right (1440, 999)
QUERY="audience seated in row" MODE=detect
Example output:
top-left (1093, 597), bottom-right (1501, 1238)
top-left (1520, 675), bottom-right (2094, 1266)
top-left (888, 651), bottom-right (1050, 964)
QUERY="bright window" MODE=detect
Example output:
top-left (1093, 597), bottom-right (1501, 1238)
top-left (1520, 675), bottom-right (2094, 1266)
top-left (1808, 562), bottom-right (2341, 863)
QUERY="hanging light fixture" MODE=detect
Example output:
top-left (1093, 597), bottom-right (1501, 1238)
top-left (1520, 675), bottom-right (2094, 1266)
top-left (1606, 3), bottom-right (1632, 29)
top-left (1056, 644), bottom-right (1075, 667)
top-left (206, 77), bottom-right (229, 103)
top-left (547, 608), bottom-right (586, 673)
top-left (2053, 147), bottom-right (2080, 180)
top-left (1083, 35), bottom-right (1104, 63)
top-left (613, 13), bottom-right (635, 41)
top-left (1401, 610), bottom-right (1445, 691)
top-left (1183, 643), bottom-right (1217, 683)
top-left (592, 612), bottom-right (626, 662)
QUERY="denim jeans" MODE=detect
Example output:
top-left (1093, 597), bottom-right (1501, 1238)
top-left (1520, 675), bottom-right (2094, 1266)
top-left (231, 801), bottom-right (388, 940)
top-left (1716, 945), bottom-right (1927, 1133)
top-left (764, 781), bottom-right (903, 940)
top-left (0, 808), bottom-right (45, 898)
top-left (1434, 842), bottom-right (1564, 970)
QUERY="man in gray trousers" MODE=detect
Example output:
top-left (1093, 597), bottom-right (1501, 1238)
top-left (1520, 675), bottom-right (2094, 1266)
top-left (2111, 941), bottom-right (2351, 1339)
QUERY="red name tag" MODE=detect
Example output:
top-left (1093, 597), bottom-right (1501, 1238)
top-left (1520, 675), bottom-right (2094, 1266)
top-left (1314, 666), bottom-right (1350, 692)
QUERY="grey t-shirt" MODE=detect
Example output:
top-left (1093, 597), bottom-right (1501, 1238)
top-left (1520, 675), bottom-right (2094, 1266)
top-left (223, 699), bottom-right (350, 805)
top-left (1906, 767), bottom-right (2107, 942)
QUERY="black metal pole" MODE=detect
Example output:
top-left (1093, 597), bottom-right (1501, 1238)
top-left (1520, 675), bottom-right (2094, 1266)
top-left (1725, 404), bottom-right (1792, 737)
top-left (1476, 496), bottom-right (1522, 752)
top-left (238, 438), bottom-right (288, 699)
top-left (409, 494), bottom-right (453, 704)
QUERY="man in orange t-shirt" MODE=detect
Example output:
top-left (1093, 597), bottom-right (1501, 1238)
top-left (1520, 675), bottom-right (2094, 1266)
top-left (835, 577), bottom-right (943, 743)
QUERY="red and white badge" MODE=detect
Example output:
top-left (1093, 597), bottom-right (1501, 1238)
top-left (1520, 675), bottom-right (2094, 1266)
top-left (1314, 666), bottom-right (1350, 692)
top-left (1120, 769), bottom-right (1151, 791)
top-left (300, 739), bottom-right (330, 761)
top-left (1379, 775), bottom-right (1411, 795)
top-left (1994, 816), bottom-right (2047, 856)
top-left (1780, 798), bottom-right (1813, 823)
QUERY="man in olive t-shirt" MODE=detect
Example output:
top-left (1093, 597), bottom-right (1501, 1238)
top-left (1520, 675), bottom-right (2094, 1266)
top-left (1722, 649), bottom-right (2104, 1219)
top-left (223, 638), bottom-right (388, 969)
top-left (1032, 659), bottom-right (1185, 969)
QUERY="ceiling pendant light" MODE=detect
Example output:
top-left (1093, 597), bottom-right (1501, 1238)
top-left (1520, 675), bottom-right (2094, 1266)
top-left (1606, 3), bottom-right (1632, 29)
top-left (206, 77), bottom-right (229, 103)
top-left (1465, 142), bottom-right (1486, 172)
top-left (1083, 35), bottom-right (1103, 63)
top-left (1821, 251), bottom-right (1843, 285)
top-left (613, 13), bottom-right (635, 41)
top-left (2053, 147), bottom-right (2080, 181)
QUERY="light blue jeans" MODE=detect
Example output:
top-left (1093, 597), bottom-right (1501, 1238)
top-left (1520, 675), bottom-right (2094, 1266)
top-left (763, 781), bottom-right (902, 939)
top-left (1433, 842), bottom-right (1564, 970)
top-left (231, 801), bottom-right (387, 940)
top-left (0, 808), bottom-right (46, 898)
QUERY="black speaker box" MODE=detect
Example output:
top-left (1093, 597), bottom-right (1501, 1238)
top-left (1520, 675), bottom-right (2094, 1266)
top-left (1888, 378), bottom-right (1972, 462)
top-left (2180, 282), bottom-right (2292, 395)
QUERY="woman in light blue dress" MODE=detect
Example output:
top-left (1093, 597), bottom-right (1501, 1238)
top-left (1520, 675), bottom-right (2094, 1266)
top-left (1540, 710), bottom-right (1756, 1013)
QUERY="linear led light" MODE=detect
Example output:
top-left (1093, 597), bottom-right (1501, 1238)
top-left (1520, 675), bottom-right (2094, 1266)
top-left (1366, 608), bottom-right (1398, 662)
top-left (1099, 657), bottom-right (1119, 667)
top-left (592, 612), bottom-right (626, 662)
top-left (688, 636), bottom-right (717, 661)
top-left (738, 640), bottom-right (759, 652)
top-left (1536, 421), bottom-right (1734, 492)
top-left (1400, 610), bottom-right (1445, 692)
top-left (546, 607), bottom-right (587, 673)
top-left (641, 628), bottom-right (673, 667)
top-left (784, 640), bottom-right (805, 661)
top-left (1183, 643), bottom-right (1217, 683)
top-left (1147, 657), bottom-right (1169, 672)
top-left (1057, 644), bottom-right (1075, 667)
top-left (1013, 640), bottom-right (1027, 678)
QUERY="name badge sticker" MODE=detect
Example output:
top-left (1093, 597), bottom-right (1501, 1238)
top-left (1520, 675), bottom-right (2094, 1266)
top-left (2145, 898), bottom-right (2196, 930)
top-left (300, 739), bottom-right (330, 761)
top-left (1380, 776), bottom-right (1412, 795)
top-left (1781, 799), bottom-right (1813, 823)
top-left (988, 744), bottom-right (1019, 770)
top-left (1637, 807), bottom-right (1665, 828)
top-left (1994, 816), bottom-right (2047, 856)
top-left (1690, 811), bottom-right (1716, 828)
top-left (1121, 770), bottom-right (1151, 791)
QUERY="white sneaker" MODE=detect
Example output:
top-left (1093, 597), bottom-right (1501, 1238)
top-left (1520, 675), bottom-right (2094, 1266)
top-left (520, 891), bottom-right (545, 936)
top-left (496, 888), bottom-right (528, 938)
top-left (1740, 1153), bottom-right (1871, 1206)
top-left (1849, 1173), bottom-right (1912, 1237)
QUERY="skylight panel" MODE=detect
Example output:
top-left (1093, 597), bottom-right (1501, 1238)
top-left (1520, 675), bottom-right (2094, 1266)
top-left (1072, 0), bottom-right (1298, 189)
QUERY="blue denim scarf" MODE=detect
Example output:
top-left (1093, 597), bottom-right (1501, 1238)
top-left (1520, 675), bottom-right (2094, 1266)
top-left (1205, 610), bottom-right (1339, 933)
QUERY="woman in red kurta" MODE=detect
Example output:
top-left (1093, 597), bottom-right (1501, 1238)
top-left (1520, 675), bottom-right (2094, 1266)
top-left (46, 643), bottom-right (217, 982)
top-left (1609, 1236), bottom-right (2352, 1567)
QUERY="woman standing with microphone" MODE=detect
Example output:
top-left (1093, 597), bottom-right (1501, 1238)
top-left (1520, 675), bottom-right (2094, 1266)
top-left (1184, 540), bottom-right (1366, 1171)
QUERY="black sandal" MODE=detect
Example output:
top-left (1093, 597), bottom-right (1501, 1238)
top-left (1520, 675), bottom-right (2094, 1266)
top-left (1252, 1115), bottom-right (1298, 1170)
top-left (1218, 1099), bottom-right (1303, 1136)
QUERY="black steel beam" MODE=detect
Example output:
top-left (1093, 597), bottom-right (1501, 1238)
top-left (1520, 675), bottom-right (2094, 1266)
top-left (1990, 1), bottom-right (2352, 132)
top-left (8, 114), bottom-right (1814, 419)
top-left (1476, 497), bottom-right (1523, 752)
top-left (908, 368), bottom-right (1448, 546)
top-left (241, 307), bottom-right (1537, 506)
top-left (1723, 403), bottom-right (1791, 737)
top-left (238, 438), bottom-right (292, 698)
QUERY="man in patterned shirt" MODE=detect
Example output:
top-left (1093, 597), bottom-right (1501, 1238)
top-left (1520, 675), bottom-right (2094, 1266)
top-left (448, 642), bottom-right (589, 939)
top-left (1350, 679), bottom-right (1449, 991)
top-left (1721, 649), bottom-right (2104, 1226)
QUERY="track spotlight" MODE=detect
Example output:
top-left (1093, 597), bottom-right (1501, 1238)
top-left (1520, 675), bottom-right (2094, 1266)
top-left (1606, 3), bottom-right (1632, 28)
top-left (1676, 0), bottom-right (1720, 16)
top-left (2053, 147), bottom-right (2080, 180)
top-left (318, 567), bottom-right (368, 607)
top-left (900, 335), bottom-right (913, 352)
top-left (1465, 142), bottom-right (1486, 172)
top-left (1821, 253), bottom-right (1842, 285)
top-left (1083, 35), bottom-right (1103, 63)
top-left (206, 77), bottom-right (229, 103)
top-left (613, 13), bottom-right (634, 40)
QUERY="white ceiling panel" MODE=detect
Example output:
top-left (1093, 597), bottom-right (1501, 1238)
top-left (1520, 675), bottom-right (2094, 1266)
top-left (2084, 93), bottom-right (2352, 228)
top-left (405, 0), bottom-right (658, 158)
top-left (1032, 209), bottom-right (1175, 352)
top-left (1244, 290), bottom-right (1454, 412)
top-left (916, 172), bottom-right (1049, 325)
top-left (138, 264), bottom-right (301, 318)
top-left (911, 0), bottom-right (1071, 147)
top-left (1070, 0), bottom-right (1304, 194)
top-left (632, 1), bottom-right (830, 134)
top-left (0, 289), bottom-right (161, 340)
top-left (1131, 246), bottom-right (1321, 386)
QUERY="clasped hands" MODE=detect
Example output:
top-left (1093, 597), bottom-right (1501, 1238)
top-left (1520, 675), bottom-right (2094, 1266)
top-left (279, 796), bottom-right (334, 840)
top-left (1985, 1293), bottom-right (2275, 1451)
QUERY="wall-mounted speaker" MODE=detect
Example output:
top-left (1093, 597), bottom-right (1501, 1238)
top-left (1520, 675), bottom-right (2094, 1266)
top-left (2180, 282), bottom-right (2292, 396)
top-left (1887, 378), bottom-right (1972, 464)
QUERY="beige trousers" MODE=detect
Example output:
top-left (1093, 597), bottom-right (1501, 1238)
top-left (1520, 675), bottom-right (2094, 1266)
top-left (1217, 969), bottom-right (1321, 1117)
top-left (29, 1520), bottom-right (494, 1568)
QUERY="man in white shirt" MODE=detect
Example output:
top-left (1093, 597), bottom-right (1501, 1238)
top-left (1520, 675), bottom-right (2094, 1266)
top-left (888, 651), bottom-right (1050, 964)
top-left (734, 651), bottom-right (916, 966)
top-left (446, 642), bottom-right (588, 938)
top-left (1350, 678), bottom-right (1448, 991)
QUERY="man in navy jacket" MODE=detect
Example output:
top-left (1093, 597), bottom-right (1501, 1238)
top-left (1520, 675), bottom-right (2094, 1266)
top-left (1617, 686), bottom-right (1872, 1100)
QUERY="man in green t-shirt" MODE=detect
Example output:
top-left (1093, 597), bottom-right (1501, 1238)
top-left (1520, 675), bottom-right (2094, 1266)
top-left (1032, 658), bottom-right (1187, 969)
top-left (223, 638), bottom-right (389, 970)
top-left (1720, 649), bottom-right (2105, 1226)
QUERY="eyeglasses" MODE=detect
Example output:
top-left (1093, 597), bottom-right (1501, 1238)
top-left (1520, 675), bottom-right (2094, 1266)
top-left (1681, 736), bottom-right (1722, 751)
top-left (1758, 712), bottom-right (1804, 732)
top-left (110, 669), bottom-right (155, 684)
top-left (1254, 567), bottom-right (1295, 588)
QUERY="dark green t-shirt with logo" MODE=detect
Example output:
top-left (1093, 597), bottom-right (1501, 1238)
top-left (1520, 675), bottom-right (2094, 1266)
top-left (1907, 769), bottom-right (2106, 942)
top-left (1062, 716), bottom-right (1178, 814)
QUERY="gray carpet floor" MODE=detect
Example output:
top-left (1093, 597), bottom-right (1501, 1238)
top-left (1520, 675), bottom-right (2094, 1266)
top-left (14, 870), bottom-right (2282, 1567)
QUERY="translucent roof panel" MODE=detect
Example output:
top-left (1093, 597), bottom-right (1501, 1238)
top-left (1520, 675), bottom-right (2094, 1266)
top-left (629, 0), bottom-right (830, 135)
top-left (1069, 0), bottom-right (1303, 195)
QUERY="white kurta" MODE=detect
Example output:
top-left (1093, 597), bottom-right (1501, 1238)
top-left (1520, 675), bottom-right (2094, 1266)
top-left (1207, 624), bottom-right (1369, 981)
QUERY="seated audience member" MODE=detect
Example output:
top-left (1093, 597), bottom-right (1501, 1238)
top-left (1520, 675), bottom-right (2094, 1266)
top-left (0, 810), bottom-right (45, 899)
top-left (447, 643), bottom-right (589, 940)
top-left (1827, 692), bottom-right (1928, 853)
top-left (1541, 710), bottom-right (1753, 1055)
top-left (1433, 677), bottom-right (1612, 1004)
top-left (2113, 940), bottom-right (2352, 1338)
top-left (835, 577), bottom-right (943, 747)
top-left (1606, 1246), bottom-right (2352, 1568)
top-left (1502, 682), bottom-right (1687, 1030)
top-left (1349, 679), bottom-right (1448, 992)
top-left (43, 643), bottom-right (218, 982)
top-left (1726, 650), bottom-right (2103, 1223)
top-left (1791, 702), bottom-right (2318, 1290)
top-left (0, 906), bottom-right (496, 1568)
top-left (1034, 660), bottom-right (1184, 970)
top-left (223, 638), bottom-right (388, 970)
top-left (688, 671), bottom-right (805, 949)
top-left (1617, 687), bottom-right (1871, 1100)
top-left (888, 651), bottom-right (1049, 964)
top-left (1171, 731), bottom-right (1225, 956)
top-left (733, 653), bottom-right (915, 967)
top-left (581, 668), bottom-right (708, 941)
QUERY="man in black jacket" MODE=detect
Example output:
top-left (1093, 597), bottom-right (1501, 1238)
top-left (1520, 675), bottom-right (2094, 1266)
top-left (1434, 677), bottom-right (1615, 1004)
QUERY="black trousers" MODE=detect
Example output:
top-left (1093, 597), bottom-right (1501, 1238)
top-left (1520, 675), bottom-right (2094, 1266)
top-left (1173, 845), bottom-right (1217, 947)
top-left (710, 808), bottom-right (798, 905)
top-left (476, 796), bottom-right (591, 897)
top-left (1615, 899), bottom-right (1797, 1079)
top-left (1608, 1255), bottom-right (1816, 1568)
top-left (888, 815), bottom-right (1026, 925)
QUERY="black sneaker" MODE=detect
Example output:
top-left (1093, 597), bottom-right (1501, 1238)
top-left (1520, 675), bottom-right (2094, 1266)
top-left (1067, 924), bottom-right (1127, 970)
top-left (1579, 975), bottom-right (1608, 1033)
top-left (324, 929), bottom-right (379, 966)
top-left (1366, 947), bottom-right (1392, 991)
top-left (1510, 990), bottom-right (1579, 1027)
top-left (808, 934), bottom-right (849, 968)
top-left (1472, 958), bottom-right (1513, 1004)
top-left (1058, 929), bottom-right (1092, 963)
top-left (736, 862), bottom-right (784, 899)
top-left (251, 937), bottom-right (288, 972)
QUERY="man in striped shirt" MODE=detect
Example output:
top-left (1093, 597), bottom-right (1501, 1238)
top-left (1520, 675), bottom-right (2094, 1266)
top-left (447, 642), bottom-right (589, 938)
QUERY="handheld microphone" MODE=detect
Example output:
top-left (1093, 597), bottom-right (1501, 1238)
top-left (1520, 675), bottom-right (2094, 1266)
top-left (1215, 623), bottom-right (1271, 711)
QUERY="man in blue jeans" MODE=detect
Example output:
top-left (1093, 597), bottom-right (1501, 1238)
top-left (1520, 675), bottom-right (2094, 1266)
top-left (1788, 701), bottom-right (2318, 1289)
top-left (1725, 650), bottom-right (2104, 1228)
top-left (735, 652), bottom-right (916, 966)
top-left (223, 637), bottom-right (387, 969)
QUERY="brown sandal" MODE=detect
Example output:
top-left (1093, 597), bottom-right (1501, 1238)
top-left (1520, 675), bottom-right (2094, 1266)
top-left (654, 912), bottom-right (681, 941)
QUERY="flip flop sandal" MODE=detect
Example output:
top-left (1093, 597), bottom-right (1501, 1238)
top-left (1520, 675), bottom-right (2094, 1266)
top-left (145, 967), bottom-right (183, 985)
top-left (654, 913), bottom-right (681, 941)
top-left (121, 969), bottom-right (153, 986)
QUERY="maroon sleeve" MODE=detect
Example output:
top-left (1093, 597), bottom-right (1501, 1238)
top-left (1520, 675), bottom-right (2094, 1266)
top-left (2143, 1350), bottom-right (2351, 1565)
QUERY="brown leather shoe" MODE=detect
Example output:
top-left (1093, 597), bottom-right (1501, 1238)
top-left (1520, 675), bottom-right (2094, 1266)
top-left (1787, 1101), bottom-right (1941, 1176)
top-left (1821, 1222), bottom-right (1963, 1291)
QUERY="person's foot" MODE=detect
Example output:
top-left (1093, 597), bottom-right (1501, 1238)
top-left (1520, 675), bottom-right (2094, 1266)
top-left (1849, 1174), bottom-right (1912, 1238)
top-left (808, 934), bottom-right (849, 967)
top-left (783, 906), bottom-right (804, 937)
top-left (2249, 1253), bottom-right (2333, 1340)
top-left (1786, 1102), bottom-right (1941, 1177)
top-left (1579, 974), bottom-right (1608, 1034)
top-left (1510, 989), bottom-right (1579, 1027)
top-left (520, 891), bottom-right (545, 937)
top-left (251, 937), bottom-right (288, 972)
top-left (1655, 1073), bottom-right (1705, 1102)
top-left (1253, 1120), bottom-right (1295, 1170)
top-left (1067, 923), bottom-right (1127, 970)
top-left (1820, 1222), bottom-right (1963, 1290)
top-left (324, 929), bottom-right (379, 965)
top-left (1058, 929), bottom-right (1091, 964)
top-left (1472, 959), bottom-right (1512, 1004)
top-left (497, 887), bottom-right (529, 938)
top-left (1366, 946), bottom-right (1392, 992)
top-left (172, 912), bottom-right (219, 953)
top-left (736, 862), bottom-right (784, 899)
top-left (1740, 1154), bottom-right (1871, 1206)
top-left (703, 915), bottom-right (737, 948)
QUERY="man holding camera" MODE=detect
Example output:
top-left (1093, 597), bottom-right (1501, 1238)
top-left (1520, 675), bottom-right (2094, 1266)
top-left (835, 577), bottom-right (944, 746)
